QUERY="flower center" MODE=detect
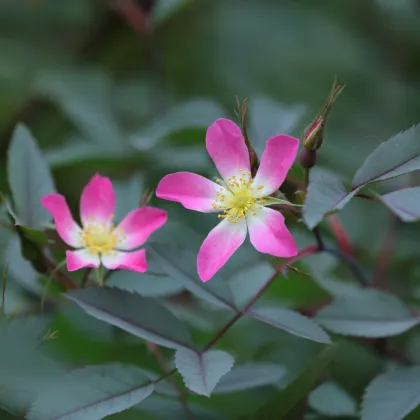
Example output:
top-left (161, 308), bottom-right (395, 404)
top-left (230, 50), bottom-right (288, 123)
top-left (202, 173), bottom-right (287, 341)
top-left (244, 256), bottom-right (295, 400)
top-left (212, 169), bottom-right (265, 223)
top-left (79, 216), bottom-right (125, 255)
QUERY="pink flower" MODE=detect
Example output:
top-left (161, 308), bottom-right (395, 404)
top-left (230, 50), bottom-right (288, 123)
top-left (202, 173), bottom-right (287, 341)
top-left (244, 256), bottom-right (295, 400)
top-left (41, 174), bottom-right (167, 273)
top-left (156, 118), bottom-right (299, 282)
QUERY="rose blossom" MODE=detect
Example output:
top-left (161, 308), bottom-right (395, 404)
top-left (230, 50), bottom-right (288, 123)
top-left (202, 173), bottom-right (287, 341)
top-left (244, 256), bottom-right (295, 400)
top-left (41, 174), bottom-right (167, 273)
top-left (156, 118), bottom-right (299, 281)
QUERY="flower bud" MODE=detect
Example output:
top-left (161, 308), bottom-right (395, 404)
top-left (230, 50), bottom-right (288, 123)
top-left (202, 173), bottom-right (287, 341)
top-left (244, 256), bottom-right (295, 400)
top-left (299, 148), bottom-right (317, 169)
top-left (235, 97), bottom-right (259, 176)
top-left (302, 77), bottom-right (344, 152)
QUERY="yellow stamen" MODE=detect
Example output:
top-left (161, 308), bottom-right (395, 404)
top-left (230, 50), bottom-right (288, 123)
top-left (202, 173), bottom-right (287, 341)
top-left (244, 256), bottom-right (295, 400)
top-left (212, 170), bottom-right (265, 223)
top-left (80, 215), bottom-right (124, 255)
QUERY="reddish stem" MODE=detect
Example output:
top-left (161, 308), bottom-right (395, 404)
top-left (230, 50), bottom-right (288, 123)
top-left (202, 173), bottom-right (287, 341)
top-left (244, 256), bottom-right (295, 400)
top-left (327, 215), bottom-right (353, 256)
top-left (202, 245), bottom-right (318, 351)
top-left (110, 0), bottom-right (150, 34)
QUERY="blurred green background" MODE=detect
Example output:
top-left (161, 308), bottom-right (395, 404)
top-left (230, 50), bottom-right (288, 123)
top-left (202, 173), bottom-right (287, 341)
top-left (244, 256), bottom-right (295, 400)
top-left (2, 1), bottom-right (420, 419)
top-left (2, 0), bottom-right (420, 244)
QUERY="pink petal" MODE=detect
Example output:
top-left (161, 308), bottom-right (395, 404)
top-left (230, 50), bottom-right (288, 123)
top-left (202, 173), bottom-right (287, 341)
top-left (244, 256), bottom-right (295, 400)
top-left (66, 249), bottom-right (100, 271)
top-left (115, 206), bottom-right (168, 250)
top-left (252, 135), bottom-right (299, 195)
top-left (80, 174), bottom-right (116, 225)
top-left (197, 218), bottom-right (247, 282)
top-left (101, 249), bottom-right (147, 273)
top-left (41, 194), bottom-right (83, 247)
top-left (247, 207), bottom-right (298, 257)
top-left (156, 172), bottom-right (225, 213)
top-left (206, 118), bottom-right (250, 180)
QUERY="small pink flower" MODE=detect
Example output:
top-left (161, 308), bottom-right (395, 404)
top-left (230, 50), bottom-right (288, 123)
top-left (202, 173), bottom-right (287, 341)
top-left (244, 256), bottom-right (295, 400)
top-left (156, 118), bottom-right (299, 282)
top-left (41, 174), bottom-right (167, 273)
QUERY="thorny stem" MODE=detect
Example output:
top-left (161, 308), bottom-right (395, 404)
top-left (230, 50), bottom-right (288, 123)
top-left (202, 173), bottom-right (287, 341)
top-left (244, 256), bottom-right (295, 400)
top-left (203, 245), bottom-right (319, 351)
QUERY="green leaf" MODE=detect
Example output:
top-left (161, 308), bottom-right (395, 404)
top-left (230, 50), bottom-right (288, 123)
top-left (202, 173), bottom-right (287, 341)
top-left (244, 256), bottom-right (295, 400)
top-left (113, 174), bottom-right (145, 222)
top-left (0, 317), bottom-right (65, 415)
top-left (248, 306), bottom-right (331, 344)
top-left (331, 339), bottom-right (384, 398)
top-left (252, 345), bottom-right (338, 419)
top-left (303, 168), bottom-right (359, 229)
top-left (147, 243), bottom-right (237, 311)
top-left (4, 235), bottom-right (42, 295)
top-left (130, 100), bottom-right (225, 151)
top-left (228, 261), bottom-right (275, 307)
top-left (28, 363), bottom-right (154, 420)
top-left (309, 380), bottom-right (357, 417)
top-left (248, 96), bottom-right (305, 155)
top-left (174, 348), bottom-right (234, 397)
top-left (353, 124), bottom-right (420, 188)
top-left (375, 187), bottom-right (420, 222)
top-left (213, 364), bottom-right (286, 394)
top-left (262, 197), bottom-right (302, 207)
top-left (35, 69), bottom-right (125, 149)
top-left (107, 270), bottom-right (184, 298)
top-left (362, 367), bottom-right (420, 420)
top-left (18, 226), bottom-right (49, 245)
top-left (66, 287), bottom-right (195, 350)
top-left (7, 124), bottom-right (56, 228)
top-left (316, 289), bottom-right (420, 337)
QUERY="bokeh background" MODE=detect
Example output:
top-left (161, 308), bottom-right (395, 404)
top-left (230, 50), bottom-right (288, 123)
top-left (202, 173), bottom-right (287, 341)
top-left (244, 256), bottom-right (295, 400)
top-left (1, 1), bottom-right (420, 419)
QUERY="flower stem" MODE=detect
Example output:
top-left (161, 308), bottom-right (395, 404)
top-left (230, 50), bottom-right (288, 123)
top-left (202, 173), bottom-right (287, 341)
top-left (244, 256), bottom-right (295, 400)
top-left (96, 265), bottom-right (104, 286)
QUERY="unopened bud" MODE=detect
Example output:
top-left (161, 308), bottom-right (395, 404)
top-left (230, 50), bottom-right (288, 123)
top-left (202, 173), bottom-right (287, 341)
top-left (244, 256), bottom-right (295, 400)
top-left (302, 76), bottom-right (344, 152)
top-left (299, 148), bottom-right (317, 169)
top-left (235, 96), bottom-right (259, 176)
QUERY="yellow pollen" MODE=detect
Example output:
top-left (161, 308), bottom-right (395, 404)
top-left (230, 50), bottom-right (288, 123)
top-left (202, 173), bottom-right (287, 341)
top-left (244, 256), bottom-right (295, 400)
top-left (212, 170), bottom-right (265, 223)
top-left (80, 216), bottom-right (124, 255)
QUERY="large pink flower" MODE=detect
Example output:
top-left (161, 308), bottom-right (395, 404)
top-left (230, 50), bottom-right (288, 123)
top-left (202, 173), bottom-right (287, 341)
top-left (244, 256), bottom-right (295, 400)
top-left (41, 174), bottom-right (167, 273)
top-left (156, 118), bottom-right (299, 282)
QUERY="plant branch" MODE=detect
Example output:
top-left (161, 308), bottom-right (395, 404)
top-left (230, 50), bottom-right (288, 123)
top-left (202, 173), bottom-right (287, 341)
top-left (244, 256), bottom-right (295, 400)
top-left (323, 247), bottom-right (369, 287)
top-left (313, 225), bottom-right (368, 287)
top-left (43, 255), bottom-right (77, 290)
top-left (202, 245), bottom-right (319, 351)
top-left (146, 342), bottom-right (195, 420)
top-left (355, 193), bottom-right (380, 203)
top-left (313, 226), bottom-right (325, 251)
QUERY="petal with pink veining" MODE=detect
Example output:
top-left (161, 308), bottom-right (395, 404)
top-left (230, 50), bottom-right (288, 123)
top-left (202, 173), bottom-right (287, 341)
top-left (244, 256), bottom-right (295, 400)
top-left (197, 218), bottom-right (247, 282)
top-left (206, 118), bottom-right (250, 180)
top-left (247, 207), bottom-right (297, 257)
top-left (252, 135), bottom-right (299, 195)
top-left (41, 194), bottom-right (83, 247)
top-left (101, 248), bottom-right (147, 272)
top-left (115, 206), bottom-right (167, 250)
top-left (80, 174), bottom-right (116, 225)
top-left (156, 172), bottom-right (227, 213)
top-left (66, 249), bottom-right (100, 271)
